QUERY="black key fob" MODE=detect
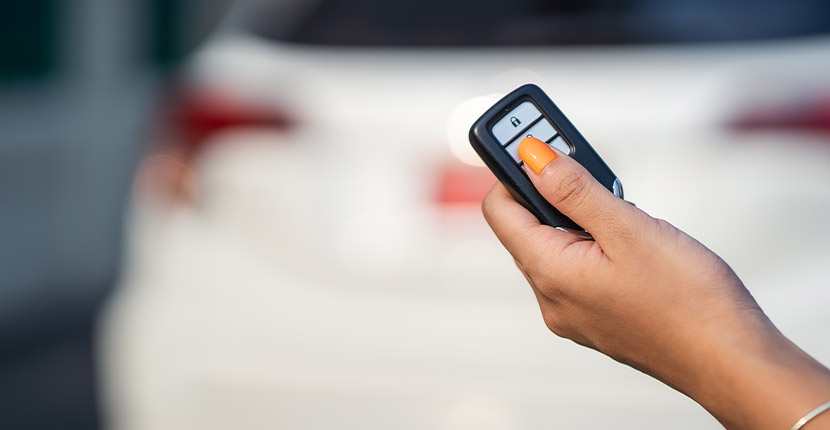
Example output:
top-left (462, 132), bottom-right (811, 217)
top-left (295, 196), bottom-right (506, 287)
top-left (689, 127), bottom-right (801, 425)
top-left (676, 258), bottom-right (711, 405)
top-left (469, 84), bottom-right (623, 230)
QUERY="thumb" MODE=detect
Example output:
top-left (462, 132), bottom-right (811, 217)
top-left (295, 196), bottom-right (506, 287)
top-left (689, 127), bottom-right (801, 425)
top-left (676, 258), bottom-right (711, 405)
top-left (518, 136), bottom-right (641, 245)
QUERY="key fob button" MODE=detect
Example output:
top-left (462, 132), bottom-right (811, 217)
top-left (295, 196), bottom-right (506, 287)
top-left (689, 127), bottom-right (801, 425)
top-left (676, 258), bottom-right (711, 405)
top-left (520, 118), bottom-right (557, 143)
top-left (505, 139), bottom-right (522, 164)
top-left (503, 118), bottom-right (571, 163)
top-left (548, 135), bottom-right (572, 155)
top-left (491, 101), bottom-right (542, 145)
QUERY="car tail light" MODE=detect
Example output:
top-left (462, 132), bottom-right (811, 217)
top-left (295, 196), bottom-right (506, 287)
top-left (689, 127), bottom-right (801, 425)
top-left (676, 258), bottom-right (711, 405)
top-left (156, 85), bottom-right (296, 155)
top-left (729, 93), bottom-right (830, 134)
top-left (434, 161), bottom-right (496, 207)
top-left (137, 85), bottom-right (295, 203)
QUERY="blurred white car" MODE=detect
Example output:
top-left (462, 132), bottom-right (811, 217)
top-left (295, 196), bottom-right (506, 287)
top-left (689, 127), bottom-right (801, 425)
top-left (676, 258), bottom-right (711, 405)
top-left (104, 2), bottom-right (830, 429)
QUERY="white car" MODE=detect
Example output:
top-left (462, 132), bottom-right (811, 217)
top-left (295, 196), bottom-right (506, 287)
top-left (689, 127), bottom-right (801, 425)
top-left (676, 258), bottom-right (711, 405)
top-left (104, 2), bottom-right (830, 429)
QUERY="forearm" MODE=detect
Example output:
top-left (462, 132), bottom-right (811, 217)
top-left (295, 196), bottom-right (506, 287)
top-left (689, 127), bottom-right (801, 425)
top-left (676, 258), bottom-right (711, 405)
top-left (661, 313), bottom-right (830, 430)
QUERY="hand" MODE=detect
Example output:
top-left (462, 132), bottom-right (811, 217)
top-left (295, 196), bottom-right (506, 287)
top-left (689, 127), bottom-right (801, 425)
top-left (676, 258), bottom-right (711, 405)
top-left (482, 137), bottom-right (830, 430)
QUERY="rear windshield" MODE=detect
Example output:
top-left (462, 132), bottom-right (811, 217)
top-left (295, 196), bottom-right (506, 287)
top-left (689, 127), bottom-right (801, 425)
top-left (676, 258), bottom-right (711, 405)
top-left (240, 0), bottom-right (830, 46)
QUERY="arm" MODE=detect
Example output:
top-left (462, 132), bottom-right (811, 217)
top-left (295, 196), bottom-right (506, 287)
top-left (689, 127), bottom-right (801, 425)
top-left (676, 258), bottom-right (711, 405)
top-left (482, 137), bottom-right (830, 430)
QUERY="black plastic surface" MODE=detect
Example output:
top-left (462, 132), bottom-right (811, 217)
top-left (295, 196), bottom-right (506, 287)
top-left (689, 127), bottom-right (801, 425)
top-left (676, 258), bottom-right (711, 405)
top-left (469, 84), bottom-right (619, 229)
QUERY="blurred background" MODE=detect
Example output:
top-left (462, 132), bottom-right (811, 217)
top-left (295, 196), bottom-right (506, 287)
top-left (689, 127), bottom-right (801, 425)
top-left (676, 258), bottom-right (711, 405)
top-left (2, 0), bottom-right (830, 429)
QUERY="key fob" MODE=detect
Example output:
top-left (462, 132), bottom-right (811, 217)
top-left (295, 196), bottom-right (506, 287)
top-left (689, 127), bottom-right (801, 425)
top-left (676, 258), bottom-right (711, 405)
top-left (469, 84), bottom-right (623, 230)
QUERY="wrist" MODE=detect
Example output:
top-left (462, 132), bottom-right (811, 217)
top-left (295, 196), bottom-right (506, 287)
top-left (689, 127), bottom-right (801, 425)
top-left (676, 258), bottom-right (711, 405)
top-left (668, 310), bottom-right (830, 430)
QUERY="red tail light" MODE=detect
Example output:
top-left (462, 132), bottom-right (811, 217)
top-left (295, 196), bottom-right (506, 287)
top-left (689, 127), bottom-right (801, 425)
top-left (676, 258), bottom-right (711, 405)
top-left (158, 86), bottom-right (296, 155)
top-left (137, 85), bottom-right (296, 202)
top-left (434, 161), bottom-right (496, 207)
top-left (729, 94), bottom-right (830, 134)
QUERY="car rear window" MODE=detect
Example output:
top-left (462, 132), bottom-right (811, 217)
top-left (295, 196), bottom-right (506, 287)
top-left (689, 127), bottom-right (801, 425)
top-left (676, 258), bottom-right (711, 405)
top-left (240, 0), bottom-right (830, 46)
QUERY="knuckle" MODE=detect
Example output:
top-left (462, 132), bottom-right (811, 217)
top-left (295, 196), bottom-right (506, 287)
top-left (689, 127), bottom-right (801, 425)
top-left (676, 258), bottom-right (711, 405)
top-left (546, 168), bottom-right (591, 208)
top-left (645, 217), bottom-right (683, 246)
top-left (610, 212), bottom-right (646, 244)
top-left (542, 311), bottom-right (573, 339)
top-left (527, 262), bottom-right (566, 299)
top-left (480, 189), bottom-right (496, 221)
top-left (602, 208), bottom-right (653, 248)
top-left (653, 217), bottom-right (679, 237)
top-left (542, 313), bottom-right (563, 335)
top-left (520, 245), bottom-right (546, 274)
top-left (520, 253), bottom-right (547, 278)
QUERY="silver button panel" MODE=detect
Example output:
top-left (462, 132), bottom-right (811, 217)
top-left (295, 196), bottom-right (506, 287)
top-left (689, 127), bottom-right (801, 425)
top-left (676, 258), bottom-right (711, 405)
top-left (492, 100), bottom-right (576, 165)
top-left (505, 137), bottom-right (522, 163)
top-left (511, 118), bottom-right (557, 146)
top-left (491, 101), bottom-right (542, 145)
top-left (548, 135), bottom-right (572, 154)
top-left (501, 122), bottom-right (574, 165)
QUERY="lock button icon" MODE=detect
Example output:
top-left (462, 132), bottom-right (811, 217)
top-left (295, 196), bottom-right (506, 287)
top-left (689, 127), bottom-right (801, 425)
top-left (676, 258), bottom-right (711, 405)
top-left (510, 116), bottom-right (521, 127)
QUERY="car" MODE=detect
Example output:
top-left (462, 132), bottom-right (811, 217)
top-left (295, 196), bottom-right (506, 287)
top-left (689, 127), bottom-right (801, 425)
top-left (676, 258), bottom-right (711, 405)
top-left (105, 1), bottom-right (830, 429)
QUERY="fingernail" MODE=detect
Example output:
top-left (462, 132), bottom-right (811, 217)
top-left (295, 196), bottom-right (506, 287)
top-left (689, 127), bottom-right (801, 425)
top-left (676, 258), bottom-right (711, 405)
top-left (519, 136), bottom-right (558, 174)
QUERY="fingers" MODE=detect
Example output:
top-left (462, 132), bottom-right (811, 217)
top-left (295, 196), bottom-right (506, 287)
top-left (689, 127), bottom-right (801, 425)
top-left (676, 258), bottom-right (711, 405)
top-left (518, 137), bottom-right (644, 247)
top-left (482, 182), bottom-right (586, 267)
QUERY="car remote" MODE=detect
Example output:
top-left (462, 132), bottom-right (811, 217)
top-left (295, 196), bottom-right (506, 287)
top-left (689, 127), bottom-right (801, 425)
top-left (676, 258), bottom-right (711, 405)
top-left (469, 84), bottom-right (623, 230)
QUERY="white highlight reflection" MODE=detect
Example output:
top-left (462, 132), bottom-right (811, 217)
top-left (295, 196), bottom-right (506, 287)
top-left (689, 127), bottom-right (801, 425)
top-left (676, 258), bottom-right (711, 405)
top-left (447, 94), bottom-right (503, 167)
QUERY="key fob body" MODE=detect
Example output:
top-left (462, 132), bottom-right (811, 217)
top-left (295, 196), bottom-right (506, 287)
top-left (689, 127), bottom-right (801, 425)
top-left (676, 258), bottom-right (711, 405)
top-left (469, 84), bottom-right (623, 229)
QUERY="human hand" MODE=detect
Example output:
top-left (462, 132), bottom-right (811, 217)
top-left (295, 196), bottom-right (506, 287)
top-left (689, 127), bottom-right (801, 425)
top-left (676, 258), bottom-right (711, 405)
top-left (481, 137), bottom-right (830, 430)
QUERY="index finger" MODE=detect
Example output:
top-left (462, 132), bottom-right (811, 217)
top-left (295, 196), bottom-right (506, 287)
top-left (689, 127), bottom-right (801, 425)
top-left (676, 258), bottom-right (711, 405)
top-left (481, 182), bottom-right (586, 268)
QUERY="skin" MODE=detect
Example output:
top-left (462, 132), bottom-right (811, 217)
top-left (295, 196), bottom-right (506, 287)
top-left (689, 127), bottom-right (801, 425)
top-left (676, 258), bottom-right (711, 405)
top-left (481, 141), bottom-right (830, 429)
